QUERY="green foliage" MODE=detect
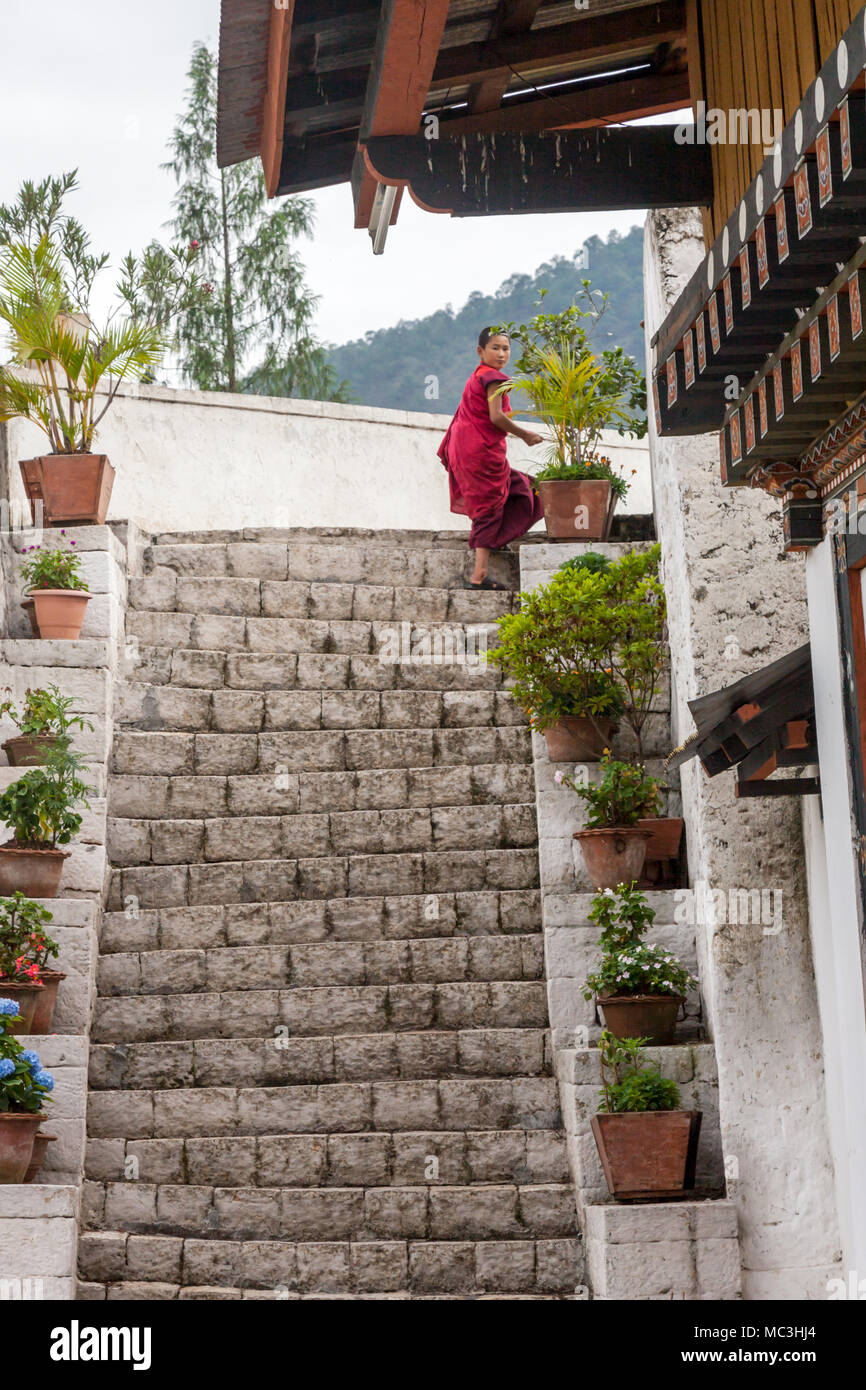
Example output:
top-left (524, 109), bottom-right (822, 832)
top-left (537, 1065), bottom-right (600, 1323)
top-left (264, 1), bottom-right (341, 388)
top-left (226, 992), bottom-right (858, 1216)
top-left (325, 228), bottom-right (646, 413)
top-left (597, 1031), bottom-right (681, 1114)
top-left (0, 685), bottom-right (93, 742)
top-left (0, 1006), bottom-right (54, 1114)
top-left (19, 537), bottom-right (87, 592)
top-left (560, 752), bottom-right (660, 828)
top-left (0, 172), bottom-right (202, 451)
top-left (558, 551), bottom-right (612, 576)
top-left (0, 893), bottom-right (57, 981)
top-left (534, 450), bottom-right (628, 500)
top-left (0, 745), bottom-right (92, 848)
top-left (164, 43), bottom-right (351, 403)
top-left (583, 884), bottom-right (697, 1003)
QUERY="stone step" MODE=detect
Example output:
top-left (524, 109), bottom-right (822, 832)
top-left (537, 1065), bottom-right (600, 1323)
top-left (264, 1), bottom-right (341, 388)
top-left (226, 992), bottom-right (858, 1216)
top-left (77, 1230), bottom-right (580, 1294)
top-left (114, 685), bottom-right (527, 733)
top-left (108, 764), bottom-right (534, 821)
top-left (107, 846), bottom-right (540, 910)
top-left (85, 1126), bottom-right (568, 1186)
top-left (124, 648), bottom-right (508, 692)
top-left (110, 726), bottom-right (530, 776)
top-left (98, 890), bottom-right (541, 954)
top-left (79, 1283), bottom-right (574, 1300)
top-left (88, 1027), bottom-right (551, 1088)
top-left (91, 981), bottom-right (550, 1042)
top-left (129, 575), bottom-right (514, 624)
top-left (96, 936), bottom-right (543, 998)
top-left (82, 1181), bottom-right (578, 1243)
top-left (106, 803), bottom-right (538, 868)
top-left (87, 1076), bottom-right (562, 1138)
top-left (125, 610), bottom-right (499, 657)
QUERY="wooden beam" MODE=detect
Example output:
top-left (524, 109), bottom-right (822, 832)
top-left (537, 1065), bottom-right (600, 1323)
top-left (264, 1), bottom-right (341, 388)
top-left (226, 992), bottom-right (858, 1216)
top-left (363, 128), bottom-right (713, 216)
top-left (468, 0), bottom-right (544, 115)
top-left (438, 70), bottom-right (691, 137)
top-left (261, 1), bottom-right (295, 197)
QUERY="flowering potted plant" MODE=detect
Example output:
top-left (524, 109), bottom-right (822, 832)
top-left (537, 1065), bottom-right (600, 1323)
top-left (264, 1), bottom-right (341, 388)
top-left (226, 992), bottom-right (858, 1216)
top-left (19, 535), bottom-right (90, 640)
top-left (0, 684), bottom-right (93, 766)
top-left (0, 894), bottom-right (61, 1034)
top-left (0, 746), bottom-right (92, 898)
top-left (564, 753), bottom-right (659, 888)
top-left (0, 997), bottom-right (54, 1182)
top-left (590, 1031), bottom-right (701, 1200)
top-left (582, 883), bottom-right (696, 1044)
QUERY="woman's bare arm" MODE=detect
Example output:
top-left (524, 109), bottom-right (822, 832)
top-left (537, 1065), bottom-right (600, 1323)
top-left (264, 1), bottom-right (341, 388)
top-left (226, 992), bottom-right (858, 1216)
top-left (487, 386), bottom-right (544, 446)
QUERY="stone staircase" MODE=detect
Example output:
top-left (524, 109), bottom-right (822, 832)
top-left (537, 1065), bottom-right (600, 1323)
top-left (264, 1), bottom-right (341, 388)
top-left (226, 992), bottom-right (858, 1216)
top-left (77, 530), bottom-right (582, 1300)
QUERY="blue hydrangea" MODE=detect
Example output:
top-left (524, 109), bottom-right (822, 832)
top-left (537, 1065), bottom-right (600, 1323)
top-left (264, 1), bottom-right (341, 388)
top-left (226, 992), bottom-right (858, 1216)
top-left (20, 1051), bottom-right (41, 1067)
top-left (33, 1069), bottom-right (54, 1091)
top-left (0, 1058), bottom-right (16, 1079)
top-left (0, 999), bottom-right (20, 1017)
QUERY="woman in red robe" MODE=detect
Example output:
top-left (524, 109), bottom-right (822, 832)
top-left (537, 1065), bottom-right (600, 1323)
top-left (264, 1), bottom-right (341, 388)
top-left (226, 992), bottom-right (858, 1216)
top-left (438, 328), bottom-right (545, 590)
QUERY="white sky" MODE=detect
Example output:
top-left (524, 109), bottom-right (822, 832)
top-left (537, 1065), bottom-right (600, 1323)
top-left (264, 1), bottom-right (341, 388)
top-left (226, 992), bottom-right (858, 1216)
top-left (0, 0), bottom-right (679, 345)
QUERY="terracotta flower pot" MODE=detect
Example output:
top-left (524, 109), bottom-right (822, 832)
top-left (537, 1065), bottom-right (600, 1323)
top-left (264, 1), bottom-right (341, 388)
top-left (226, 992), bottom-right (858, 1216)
top-left (537, 479), bottom-right (615, 541)
top-left (597, 993), bottom-right (685, 1045)
top-left (0, 1112), bottom-right (44, 1183)
top-left (638, 816), bottom-right (684, 862)
top-left (24, 1132), bottom-right (56, 1183)
top-left (30, 970), bottom-right (66, 1034)
top-left (20, 599), bottom-right (39, 636)
top-left (591, 1110), bottom-right (702, 1200)
top-left (0, 979), bottom-right (45, 1034)
top-left (543, 716), bottom-right (615, 762)
top-left (19, 453), bottom-right (115, 527)
top-left (29, 589), bottom-right (91, 641)
top-left (0, 845), bottom-right (69, 898)
top-left (2, 734), bottom-right (60, 767)
top-left (573, 825), bottom-right (651, 889)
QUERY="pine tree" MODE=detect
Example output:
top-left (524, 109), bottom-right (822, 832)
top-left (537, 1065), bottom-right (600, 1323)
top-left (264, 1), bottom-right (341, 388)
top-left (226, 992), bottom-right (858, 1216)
top-left (164, 43), bottom-right (350, 401)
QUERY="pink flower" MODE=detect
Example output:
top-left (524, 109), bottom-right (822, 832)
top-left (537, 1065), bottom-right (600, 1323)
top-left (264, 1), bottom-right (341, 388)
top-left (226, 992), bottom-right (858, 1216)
top-left (190, 240), bottom-right (200, 249)
top-left (554, 770), bottom-right (564, 784)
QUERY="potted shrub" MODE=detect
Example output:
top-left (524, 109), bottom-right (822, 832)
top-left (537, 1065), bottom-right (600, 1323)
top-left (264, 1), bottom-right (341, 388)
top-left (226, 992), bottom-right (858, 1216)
top-left (0, 171), bottom-right (202, 526)
top-left (18, 535), bottom-right (90, 640)
top-left (0, 894), bottom-right (62, 1034)
top-left (581, 883), bottom-right (697, 1044)
top-left (0, 746), bottom-right (92, 898)
top-left (0, 997), bottom-right (54, 1182)
top-left (564, 753), bottom-right (659, 889)
top-left (495, 285), bottom-right (646, 541)
top-left (590, 1031), bottom-right (702, 1201)
top-left (0, 684), bottom-right (94, 765)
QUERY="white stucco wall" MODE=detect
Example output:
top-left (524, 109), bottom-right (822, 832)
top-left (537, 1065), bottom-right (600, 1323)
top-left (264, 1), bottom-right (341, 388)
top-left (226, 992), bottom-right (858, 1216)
top-left (0, 382), bottom-right (652, 535)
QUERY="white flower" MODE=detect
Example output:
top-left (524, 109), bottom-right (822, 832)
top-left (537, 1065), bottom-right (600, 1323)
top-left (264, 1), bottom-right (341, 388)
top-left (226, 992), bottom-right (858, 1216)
top-left (554, 770), bottom-right (564, 784)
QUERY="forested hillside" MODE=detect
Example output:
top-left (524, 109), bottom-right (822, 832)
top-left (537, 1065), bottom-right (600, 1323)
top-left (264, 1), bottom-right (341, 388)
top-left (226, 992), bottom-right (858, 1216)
top-left (326, 225), bottom-right (645, 414)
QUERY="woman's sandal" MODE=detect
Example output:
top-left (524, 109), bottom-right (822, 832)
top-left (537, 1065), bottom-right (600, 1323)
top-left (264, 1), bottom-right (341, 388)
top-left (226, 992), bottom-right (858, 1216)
top-left (464, 577), bottom-right (507, 591)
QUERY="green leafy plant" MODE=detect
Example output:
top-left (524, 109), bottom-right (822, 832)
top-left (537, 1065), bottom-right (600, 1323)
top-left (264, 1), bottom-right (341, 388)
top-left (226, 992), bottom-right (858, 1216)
top-left (558, 551), bottom-right (612, 577)
top-left (0, 172), bottom-right (203, 452)
top-left (0, 893), bottom-right (57, 982)
top-left (595, 545), bottom-right (667, 762)
top-left (597, 1030), bottom-right (681, 1114)
top-left (582, 884), bottom-right (697, 1002)
top-left (558, 752), bottom-right (660, 828)
top-left (19, 536), bottom-right (87, 593)
top-left (0, 684), bottom-right (93, 742)
top-left (0, 746), bottom-right (92, 848)
top-left (0, 1000), bottom-right (54, 1113)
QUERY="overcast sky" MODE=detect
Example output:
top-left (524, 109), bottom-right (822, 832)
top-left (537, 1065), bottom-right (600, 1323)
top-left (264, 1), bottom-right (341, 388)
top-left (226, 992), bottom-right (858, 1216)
top-left (0, 0), bottom-right (672, 346)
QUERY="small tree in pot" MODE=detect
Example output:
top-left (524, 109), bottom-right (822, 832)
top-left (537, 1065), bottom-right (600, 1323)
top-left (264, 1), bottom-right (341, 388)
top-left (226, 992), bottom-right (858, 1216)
top-left (0, 745), bottom-right (92, 898)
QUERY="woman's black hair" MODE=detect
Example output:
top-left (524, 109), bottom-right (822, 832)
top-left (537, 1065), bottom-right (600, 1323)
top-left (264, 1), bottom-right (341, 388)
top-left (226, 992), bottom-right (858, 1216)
top-left (478, 326), bottom-right (509, 348)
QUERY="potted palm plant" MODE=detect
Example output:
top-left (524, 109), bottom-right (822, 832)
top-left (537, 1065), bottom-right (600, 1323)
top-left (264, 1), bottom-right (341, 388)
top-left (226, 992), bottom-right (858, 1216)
top-left (0, 894), bottom-right (62, 1034)
top-left (18, 535), bottom-right (90, 640)
top-left (590, 1031), bottom-right (702, 1200)
top-left (0, 171), bottom-right (202, 526)
top-left (563, 753), bottom-right (658, 888)
top-left (0, 746), bottom-right (91, 898)
top-left (582, 884), bottom-right (696, 1044)
top-left (0, 998), bottom-right (54, 1182)
top-left (0, 684), bottom-right (93, 765)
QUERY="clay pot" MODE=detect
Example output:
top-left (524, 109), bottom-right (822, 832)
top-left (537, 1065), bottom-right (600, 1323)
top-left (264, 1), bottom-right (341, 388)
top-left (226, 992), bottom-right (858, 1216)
top-left (29, 590), bottom-right (91, 640)
top-left (597, 993), bottom-right (685, 1045)
top-left (19, 453), bottom-right (115, 527)
top-left (543, 717), bottom-right (615, 762)
top-left (0, 1112), bottom-right (44, 1183)
top-left (0, 845), bottom-right (69, 898)
top-left (591, 1110), bottom-right (702, 1200)
top-left (30, 970), bottom-right (66, 1034)
top-left (537, 479), bottom-right (614, 541)
top-left (2, 734), bottom-right (60, 767)
top-left (20, 599), bottom-right (39, 636)
top-left (573, 825), bottom-right (652, 889)
top-left (0, 979), bottom-right (45, 1033)
top-left (638, 816), bottom-right (684, 862)
top-left (24, 1132), bottom-right (56, 1183)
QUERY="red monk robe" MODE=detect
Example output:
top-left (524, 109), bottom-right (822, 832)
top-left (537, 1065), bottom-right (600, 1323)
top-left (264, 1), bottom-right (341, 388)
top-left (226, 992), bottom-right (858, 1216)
top-left (437, 364), bottom-right (544, 550)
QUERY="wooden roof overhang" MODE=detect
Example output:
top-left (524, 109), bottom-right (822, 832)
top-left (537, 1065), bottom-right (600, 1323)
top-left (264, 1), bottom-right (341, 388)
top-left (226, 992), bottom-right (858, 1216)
top-left (651, 8), bottom-right (866, 551)
top-left (217, 0), bottom-right (697, 238)
top-left (666, 644), bottom-right (819, 800)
